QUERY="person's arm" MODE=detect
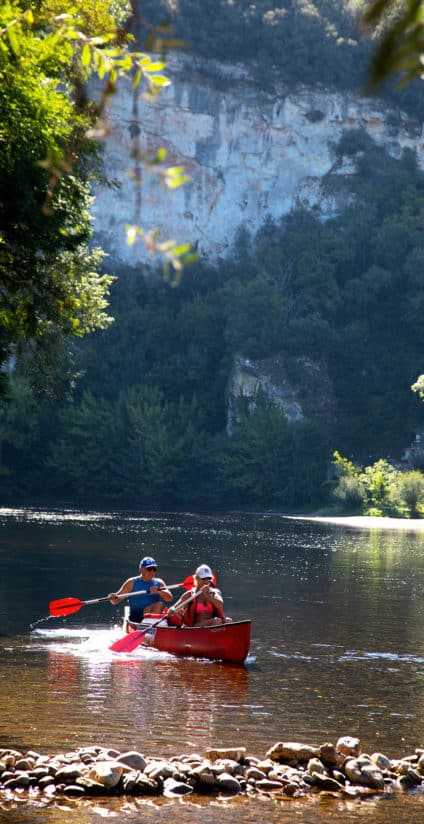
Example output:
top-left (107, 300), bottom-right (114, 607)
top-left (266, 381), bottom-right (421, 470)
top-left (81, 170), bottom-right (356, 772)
top-left (108, 578), bottom-right (134, 605)
top-left (204, 585), bottom-right (224, 609)
top-left (167, 589), bottom-right (192, 615)
top-left (149, 578), bottom-right (173, 604)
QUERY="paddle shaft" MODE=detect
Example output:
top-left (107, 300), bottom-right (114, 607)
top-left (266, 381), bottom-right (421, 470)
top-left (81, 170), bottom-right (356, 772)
top-left (85, 581), bottom-right (188, 604)
top-left (49, 581), bottom-right (188, 617)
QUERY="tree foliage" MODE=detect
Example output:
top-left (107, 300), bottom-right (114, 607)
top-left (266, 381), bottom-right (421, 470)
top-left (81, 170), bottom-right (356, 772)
top-left (363, 0), bottom-right (424, 91)
top-left (332, 451), bottom-right (424, 516)
top-left (0, 0), bottom-right (192, 401)
top-left (140, 0), bottom-right (424, 116)
top-left (2, 131), bottom-right (424, 508)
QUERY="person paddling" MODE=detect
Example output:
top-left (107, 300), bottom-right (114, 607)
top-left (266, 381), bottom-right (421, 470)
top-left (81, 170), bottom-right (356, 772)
top-left (108, 556), bottom-right (172, 631)
top-left (167, 564), bottom-right (227, 627)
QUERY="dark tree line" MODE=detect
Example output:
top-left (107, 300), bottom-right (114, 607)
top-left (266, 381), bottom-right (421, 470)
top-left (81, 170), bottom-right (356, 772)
top-left (2, 138), bottom-right (423, 508)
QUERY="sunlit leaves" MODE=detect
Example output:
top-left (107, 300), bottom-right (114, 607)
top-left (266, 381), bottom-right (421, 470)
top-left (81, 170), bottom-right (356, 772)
top-left (125, 226), bottom-right (196, 280)
top-left (363, 0), bottom-right (424, 89)
top-left (412, 374), bottom-right (424, 399)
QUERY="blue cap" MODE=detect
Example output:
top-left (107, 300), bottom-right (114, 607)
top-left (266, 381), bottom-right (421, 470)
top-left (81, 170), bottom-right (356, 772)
top-left (140, 556), bottom-right (157, 569)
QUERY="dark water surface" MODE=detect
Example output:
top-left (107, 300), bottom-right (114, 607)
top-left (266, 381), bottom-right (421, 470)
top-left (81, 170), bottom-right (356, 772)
top-left (1, 507), bottom-right (424, 823)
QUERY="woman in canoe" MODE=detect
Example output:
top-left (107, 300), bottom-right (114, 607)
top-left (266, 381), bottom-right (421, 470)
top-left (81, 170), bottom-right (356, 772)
top-left (168, 564), bottom-right (227, 627)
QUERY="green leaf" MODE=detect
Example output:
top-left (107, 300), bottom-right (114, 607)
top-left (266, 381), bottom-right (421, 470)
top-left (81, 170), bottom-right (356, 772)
top-left (144, 61), bottom-right (167, 72)
top-left (132, 70), bottom-right (142, 89)
top-left (81, 43), bottom-right (91, 67)
top-left (166, 175), bottom-right (190, 189)
top-left (149, 74), bottom-right (171, 87)
top-left (7, 25), bottom-right (20, 56)
top-left (171, 243), bottom-right (191, 256)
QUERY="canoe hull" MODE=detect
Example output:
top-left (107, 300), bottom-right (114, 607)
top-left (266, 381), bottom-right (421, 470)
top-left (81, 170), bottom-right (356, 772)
top-left (143, 620), bottom-right (251, 664)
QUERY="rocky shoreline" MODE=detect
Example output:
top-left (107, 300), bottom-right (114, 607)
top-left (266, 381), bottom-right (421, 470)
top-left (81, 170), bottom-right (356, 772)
top-left (2, 737), bottom-right (424, 805)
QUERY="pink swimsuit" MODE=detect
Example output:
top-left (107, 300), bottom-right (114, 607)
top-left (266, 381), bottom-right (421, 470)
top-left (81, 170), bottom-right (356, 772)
top-left (195, 602), bottom-right (215, 616)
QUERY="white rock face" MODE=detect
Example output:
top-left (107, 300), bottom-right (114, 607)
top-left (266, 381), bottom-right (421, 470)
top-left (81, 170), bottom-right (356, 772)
top-left (91, 55), bottom-right (424, 265)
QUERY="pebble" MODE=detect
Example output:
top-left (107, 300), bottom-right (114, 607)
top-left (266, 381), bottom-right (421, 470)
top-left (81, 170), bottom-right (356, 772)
top-left (1, 738), bottom-right (424, 807)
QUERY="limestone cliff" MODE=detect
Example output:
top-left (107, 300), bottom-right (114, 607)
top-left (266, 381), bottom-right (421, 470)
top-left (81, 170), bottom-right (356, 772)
top-left (227, 355), bottom-right (337, 437)
top-left (91, 54), bottom-right (424, 265)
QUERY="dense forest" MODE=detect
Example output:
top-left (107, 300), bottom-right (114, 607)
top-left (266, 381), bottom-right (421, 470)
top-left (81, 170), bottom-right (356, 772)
top-left (1, 0), bottom-right (423, 511)
top-left (2, 132), bottom-right (423, 509)
top-left (140, 0), bottom-right (424, 118)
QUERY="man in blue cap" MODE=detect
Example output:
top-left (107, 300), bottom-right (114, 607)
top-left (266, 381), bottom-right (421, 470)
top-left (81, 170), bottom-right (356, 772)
top-left (108, 556), bottom-right (173, 630)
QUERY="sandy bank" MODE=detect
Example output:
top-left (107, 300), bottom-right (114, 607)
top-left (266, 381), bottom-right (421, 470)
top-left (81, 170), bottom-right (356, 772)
top-left (283, 514), bottom-right (424, 531)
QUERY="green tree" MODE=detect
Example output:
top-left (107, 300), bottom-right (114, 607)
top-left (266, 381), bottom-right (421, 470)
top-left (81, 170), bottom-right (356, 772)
top-left (0, 0), bottom-right (123, 398)
top-left (0, 0), bottom-right (191, 401)
top-left (221, 394), bottom-right (326, 506)
top-left (394, 469), bottom-right (424, 516)
top-left (48, 390), bottom-right (127, 496)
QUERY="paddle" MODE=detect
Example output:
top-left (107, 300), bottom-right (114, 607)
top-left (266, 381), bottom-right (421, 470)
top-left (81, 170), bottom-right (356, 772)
top-left (109, 585), bottom-right (207, 654)
top-left (48, 575), bottom-right (198, 618)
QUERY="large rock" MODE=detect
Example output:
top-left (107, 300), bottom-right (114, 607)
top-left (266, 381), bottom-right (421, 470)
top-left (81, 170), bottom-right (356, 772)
top-left (215, 772), bottom-right (241, 794)
top-left (54, 763), bottom-right (86, 784)
top-left (336, 737), bottom-right (362, 757)
top-left (86, 761), bottom-right (125, 789)
top-left (117, 751), bottom-right (146, 771)
top-left (266, 742), bottom-right (319, 763)
top-left (206, 747), bottom-right (246, 762)
top-left (163, 777), bottom-right (193, 796)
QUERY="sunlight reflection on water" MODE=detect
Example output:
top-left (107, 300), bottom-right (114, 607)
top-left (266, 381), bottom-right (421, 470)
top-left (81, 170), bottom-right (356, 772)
top-left (3, 507), bottom-right (424, 823)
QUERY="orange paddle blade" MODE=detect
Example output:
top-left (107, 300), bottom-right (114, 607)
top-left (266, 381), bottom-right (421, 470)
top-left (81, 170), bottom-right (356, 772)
top-left (49, 597), bottom-right (84, 617)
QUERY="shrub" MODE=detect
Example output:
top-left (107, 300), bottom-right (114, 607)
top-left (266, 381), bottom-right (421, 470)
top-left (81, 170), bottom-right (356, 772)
top-left (362, 459), bottom-right (399, 514)
top-left (393, 470), bottom-right (424, 517)
top-left (332, 474), bottom-right (364, 511)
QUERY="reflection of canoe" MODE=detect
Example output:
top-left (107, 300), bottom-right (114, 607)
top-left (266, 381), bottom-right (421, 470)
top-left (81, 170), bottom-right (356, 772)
top-left (141, 620), bottom-right (251, 664)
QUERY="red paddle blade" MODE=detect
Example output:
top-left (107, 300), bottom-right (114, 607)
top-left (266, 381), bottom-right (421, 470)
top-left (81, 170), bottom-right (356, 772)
top-left (109, 629), bottom-right (147, 653)
top-left (49, 597), bottom-right (84, 617)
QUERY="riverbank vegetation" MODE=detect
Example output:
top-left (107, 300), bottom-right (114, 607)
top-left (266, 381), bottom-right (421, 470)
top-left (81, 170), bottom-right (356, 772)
top-left (1, 2), bottom-right (423, 514)
top-left (1, 134), bottom-right (423, 512)
top-left (332, 452), bottom-right (424, 518)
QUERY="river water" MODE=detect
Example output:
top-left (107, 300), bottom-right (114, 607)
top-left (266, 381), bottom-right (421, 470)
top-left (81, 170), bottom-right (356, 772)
top-left (1, 507), bottom-right (424, 824)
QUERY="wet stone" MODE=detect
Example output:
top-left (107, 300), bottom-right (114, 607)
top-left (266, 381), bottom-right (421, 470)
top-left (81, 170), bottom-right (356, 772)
top-left (216, 772), bottom-right (241, 794)
top-left (370, 752), bottom-right (391, 771)
top-left (63, 784), bottom-right (85, 797)
top-left (38, 776), bottom-right (56, 790)
top-left (54, 764), bottom-right (85, 784)
top-left (255, 778), bottom-right (284, 792)
top-left (1, 737), bottom-right (424, 804)
top-left (116, 751), bottom-right (146, 771)
top-left (245, 766), bottom-right (267, 781)
top-left (86, 761), bottom-right (124, 788)
top-left (311, 773), bottom-right (343, 792)
top-left (163, 777), bottom-right (193, 796)
top-left (206, 747), bottom-right (246, 763)
top-left (336, 737), bottom-right (362, 758)
top-left (266, 742), bottom-right (319, 763)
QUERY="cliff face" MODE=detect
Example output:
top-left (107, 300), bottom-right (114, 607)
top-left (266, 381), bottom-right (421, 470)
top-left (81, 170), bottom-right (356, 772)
top-left (92, 55), bottom-right (424, 265)
top-left (227, 355), bottom-right (337, 437)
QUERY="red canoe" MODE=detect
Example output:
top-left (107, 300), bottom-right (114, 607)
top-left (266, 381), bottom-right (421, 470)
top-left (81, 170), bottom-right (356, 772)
top-left (141, 620), bottom-right (251, 664)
